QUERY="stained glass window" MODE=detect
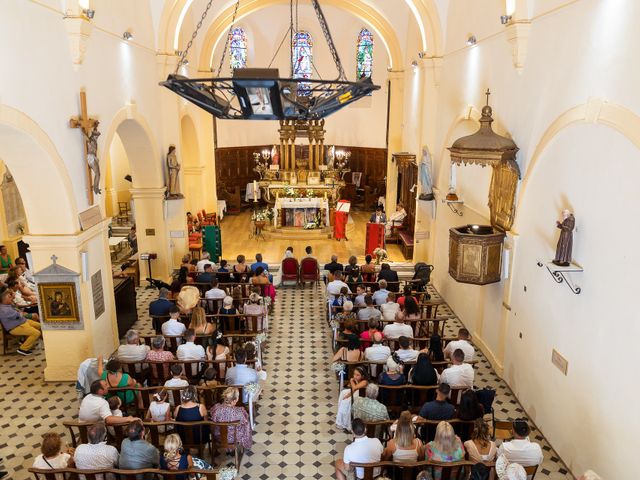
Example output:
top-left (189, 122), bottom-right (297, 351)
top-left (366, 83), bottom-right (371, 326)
top-left (356, 28), bottom-right (374, 80)
top-left (292, 31), bottom-right (313, 95)
top-left (229, 27), bottom-right (247, 71)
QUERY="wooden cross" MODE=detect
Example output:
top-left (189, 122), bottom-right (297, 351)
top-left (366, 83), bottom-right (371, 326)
top-left (70, 89), bottom-right (98, 205)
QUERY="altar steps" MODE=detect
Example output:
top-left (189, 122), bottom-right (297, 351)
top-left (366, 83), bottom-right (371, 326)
top-left (262, 214), bottom-right (356, 240)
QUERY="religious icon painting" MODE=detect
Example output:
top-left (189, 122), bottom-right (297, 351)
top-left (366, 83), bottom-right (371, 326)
top-left (38, 283), bottom-right (80, 324)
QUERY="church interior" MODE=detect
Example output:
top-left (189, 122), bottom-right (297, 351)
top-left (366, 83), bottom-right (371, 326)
top-left (0, 1), bottom-right (634, 479)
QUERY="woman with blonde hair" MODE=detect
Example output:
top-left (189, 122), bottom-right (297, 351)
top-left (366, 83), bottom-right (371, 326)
top-left (382, 410), bottom-right (424, 462)
top-left (464, 418), bottom-right (497, 465)
top-left (209, 387), bottom-right (253, 449)
top-left (160, 433), bottom-right (192, 477)
top-left (426, 420), bottom-right (465, 479)
top-left (188, 306), bottom-right (215, 335)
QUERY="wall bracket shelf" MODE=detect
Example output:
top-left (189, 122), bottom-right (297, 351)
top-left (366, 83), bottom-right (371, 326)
top-left (537, 261), bottom-right (583, 294)
top-left (442, 199), bottom-right (464, 216)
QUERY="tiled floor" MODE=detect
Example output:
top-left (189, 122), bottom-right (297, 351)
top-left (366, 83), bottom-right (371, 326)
top-left (0, 281), bottom-right (572, 479)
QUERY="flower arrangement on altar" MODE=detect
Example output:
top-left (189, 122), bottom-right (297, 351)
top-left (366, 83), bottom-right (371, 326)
top-left (373, 247), bottom-right (388, 264)
top-left (305, 188), bottom-right (315, 198)
top-left (253, 152), bottom-right (269, 179)
top-left (304, 211), bottom-right (323, 230)
top-left (251, 208), bottom-right (274, 223)
top-left (284, 185), bottom-right (296, 198)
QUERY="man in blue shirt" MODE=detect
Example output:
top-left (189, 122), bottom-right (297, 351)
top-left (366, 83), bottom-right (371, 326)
top-left (0, 288), bottom-right (41, 355)
top-left (195, 264), bottom-right (216, 284)
top-left (225, 349), bottom-right (259, 402)
top-left (251, 253), bottom-right (269, 273)
top-left (148, 288), bottom-right (172, 317)
top-left (417, 383), bottom-right (455, 420)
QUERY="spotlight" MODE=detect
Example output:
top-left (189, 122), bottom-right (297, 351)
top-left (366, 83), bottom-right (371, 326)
top-left (500, 15), bottom-right (512, 25)
top-left (123, 31), bottom-right (134, 41)
top-left (82, 8), bottom-right (95, 19)
top-left (418, 51), bottom-right (427, 59)
top-left (467, 35), bottom-right (477, 46)
top-left (411, 60), bottom-right (418, 72)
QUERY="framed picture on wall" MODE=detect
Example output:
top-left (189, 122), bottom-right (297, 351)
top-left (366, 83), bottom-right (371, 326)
top-left (38, 282), bottom-right (80, 324)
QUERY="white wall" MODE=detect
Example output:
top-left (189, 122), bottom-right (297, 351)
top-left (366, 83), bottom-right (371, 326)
top-left (413, 0), bottom-right (640, 477)
top-left (208, 3), bottom-right (391, 148)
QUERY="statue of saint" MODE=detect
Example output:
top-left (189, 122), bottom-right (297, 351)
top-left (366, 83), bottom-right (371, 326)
top-left (553, 209), bottom-right (575, 266)
top-left (418, 146), bottom-right (434, 201)
top-left (84, 122), bottom-right (101, 195)
top-left (166, 145), bottom-right (183, 198)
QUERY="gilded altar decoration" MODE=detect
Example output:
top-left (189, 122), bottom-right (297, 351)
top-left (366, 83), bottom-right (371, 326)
top-left (34, 255), bottom-right (84, 330)
top-left (448, 90), bottom-right (520, 231)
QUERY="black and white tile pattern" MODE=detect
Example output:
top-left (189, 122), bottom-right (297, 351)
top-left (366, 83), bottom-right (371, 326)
top-left (0, 282), bottom-right (572, 479)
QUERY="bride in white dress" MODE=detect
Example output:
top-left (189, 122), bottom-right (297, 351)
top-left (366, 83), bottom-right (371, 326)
top-left (336, 366), bottom-right (369, 431)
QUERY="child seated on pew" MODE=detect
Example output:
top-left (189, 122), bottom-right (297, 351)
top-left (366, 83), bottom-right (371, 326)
top-left (199, 367), bottom-right (219, 387)
top-left (146, 389), bottom-right (171, 423)
top-left (164, 364), bottom-right (189, 405)
top-left (107, 396), bottom-right (123, 436)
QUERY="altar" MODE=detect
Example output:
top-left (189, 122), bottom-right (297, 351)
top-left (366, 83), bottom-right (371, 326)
top-left (274, 197), bottom-right (330, 228)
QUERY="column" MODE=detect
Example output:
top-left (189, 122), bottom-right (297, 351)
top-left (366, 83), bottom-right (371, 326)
top-left (24, 218), bottom-right (118, 381)
top-left (385, 71), bottom-right (405, 213)
top-left (165, 197), bottom-right (188, 271)
top-left (182, 166), bottom-right (205, 215)
top-left (130, 187), bottom-right (171, 282)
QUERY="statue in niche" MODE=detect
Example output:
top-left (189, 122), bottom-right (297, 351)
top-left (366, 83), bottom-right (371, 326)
top-left (418, 146), bottom-right (434, 201)
top-left (166, 145), bottom-right (183, 199)
top-left (553, 209), bottom-right (575, 266)
top-left (84, 122), bottom-right (102, 195)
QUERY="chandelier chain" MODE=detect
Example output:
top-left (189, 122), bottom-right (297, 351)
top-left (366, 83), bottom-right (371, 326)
top-left (216, 0), bottom-right (241, 76)
top-left (175, 0), bottom-right (215, 74)
top-left (311, 0), bottom-right (346, 81)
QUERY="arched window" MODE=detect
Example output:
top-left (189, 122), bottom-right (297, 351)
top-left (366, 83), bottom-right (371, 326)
top-left (356, 28), bottom-right (374, 80)
top-left (292, 31), bottom-right (313, 95)
top-left (229, 27), bottom-right (247, 70)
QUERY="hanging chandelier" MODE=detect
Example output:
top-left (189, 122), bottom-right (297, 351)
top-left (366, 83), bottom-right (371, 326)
top-left (160, 0), bottom-right (380, 120)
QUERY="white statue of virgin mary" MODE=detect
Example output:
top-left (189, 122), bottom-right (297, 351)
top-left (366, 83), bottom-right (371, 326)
top-left (419, 146), bottom-right (434, 201)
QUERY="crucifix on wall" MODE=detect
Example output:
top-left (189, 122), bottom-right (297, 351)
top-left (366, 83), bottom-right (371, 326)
top-left (70, 89), bottom-right (101, 205)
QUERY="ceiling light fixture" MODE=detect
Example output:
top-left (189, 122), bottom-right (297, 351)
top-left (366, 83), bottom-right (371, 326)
top-left (467, 35), bottom-right (477, 46)
top-left (161, 0), bottom-right (379, 121)
top-left (500, 15), bottom-right (512, 25)
top-left (123, 31), bottom-right (133, 41)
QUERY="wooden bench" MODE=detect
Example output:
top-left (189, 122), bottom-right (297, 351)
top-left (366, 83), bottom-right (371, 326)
top-left (29, 467), bottom-right (220, 479)
top-left (399, 230), bottom-right (414, 259)
top-left (349, 459), bottom-right (484, 480)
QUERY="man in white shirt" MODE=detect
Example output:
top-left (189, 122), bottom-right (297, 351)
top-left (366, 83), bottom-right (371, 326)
top-left (439, 349), bottom-right (474, 388)
top-left (357, 295), bottom-right (381, 321)
top-left (196, 251), bottom-right (216, 272)
top-left (176, 329), bottom-right (206, 360)
top-left (382, 311), bottom-right (413, 339)
top-left (385, 203), bottom-right (407, 236)
top-left (364, 332), bottom-right (391, 363)
top-left (372, 280), bottom-right (390, 306)
top-left (205, 279), bottom-right (227, 300)
top-left (335, 418), bottom-right (384, 480)
top-left (116, 329), bottom-right (150, 363)
top-left (443, 327), bottom-right (475, 362)
top-left (327, 271), bottom-right (351, 302)
top-left (79, 380), bottom-right (137, 425)
top-left (162, 306), bottom-right (187, 337)
top-left (497, 419), bottom-right (544, 471)
top-left (395, 335), bottom-right (419, 362)
top-left (74, 421), bottom-right (119, 472)
top-left (380, 292), bottom-right (400, 318)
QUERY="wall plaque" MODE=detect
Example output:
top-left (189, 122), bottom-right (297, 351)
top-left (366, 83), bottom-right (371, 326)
top-left (91, 270), bottom-right (105, 319)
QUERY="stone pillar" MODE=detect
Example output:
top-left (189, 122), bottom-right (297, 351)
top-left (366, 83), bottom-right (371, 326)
top-left (165, 197), bottom-right (188, 271)
top-left (182, 166), bottom-right (205, 215)
top-left (386, 71), bottom-right (405, 213)
top-left (24, 218), bottom-right (118, 381)
top-left (130, 187), bottom-right (171, 282)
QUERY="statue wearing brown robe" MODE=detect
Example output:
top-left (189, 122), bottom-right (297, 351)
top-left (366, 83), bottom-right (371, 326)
top-left (553, 210), bottom-right (575, 266)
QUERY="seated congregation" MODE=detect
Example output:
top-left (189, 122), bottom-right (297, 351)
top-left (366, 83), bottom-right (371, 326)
top-left (30, 250), bottom-right (275, 479)
top-left (327, 273), bottom-right (544, 480)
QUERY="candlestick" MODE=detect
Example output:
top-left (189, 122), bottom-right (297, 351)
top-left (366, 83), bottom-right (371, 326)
top-left (253, 180), bottom-right (258, 202)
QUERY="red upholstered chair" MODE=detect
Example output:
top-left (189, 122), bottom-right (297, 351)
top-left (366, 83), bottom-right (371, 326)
top-left (281, 257), bottom-right (300, 286)
top-left (299, 257), bottom-right (319, 287)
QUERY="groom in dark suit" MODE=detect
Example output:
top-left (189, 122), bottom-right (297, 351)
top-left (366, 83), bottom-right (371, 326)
top-left (369, 206), bottom-right (386, 224)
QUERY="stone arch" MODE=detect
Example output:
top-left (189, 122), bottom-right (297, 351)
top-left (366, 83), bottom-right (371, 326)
top-left (197, 0), bottom-right (404, 71)
top-left (102, 106), bottom-right (162, 190)
top-left (404, 0), bottom-right (443, 56)
top-left (180, 114), bottom-right (200, 168)
top-left (0, 104), bottom-right (78, 234)
top-left (513, 98), bottom-right (640, 230)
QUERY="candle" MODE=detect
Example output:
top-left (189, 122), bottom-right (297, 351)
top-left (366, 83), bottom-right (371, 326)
top-left (253, 180), bottom-right (258, 202)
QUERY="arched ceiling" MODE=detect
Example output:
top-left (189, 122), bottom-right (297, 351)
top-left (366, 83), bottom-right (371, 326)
top-left (158, 0), bottom-right (443, 70)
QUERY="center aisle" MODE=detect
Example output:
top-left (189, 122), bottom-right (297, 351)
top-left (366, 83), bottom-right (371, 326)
top-left (240, 282), bottom-right (348, 479)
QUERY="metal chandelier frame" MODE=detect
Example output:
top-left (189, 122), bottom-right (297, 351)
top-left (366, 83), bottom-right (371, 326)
top-left (160, 0), bottom-right (380, 120)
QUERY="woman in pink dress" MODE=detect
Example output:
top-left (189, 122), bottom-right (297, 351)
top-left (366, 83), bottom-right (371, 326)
top-left (209, 387), bottom-right (252, 449)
